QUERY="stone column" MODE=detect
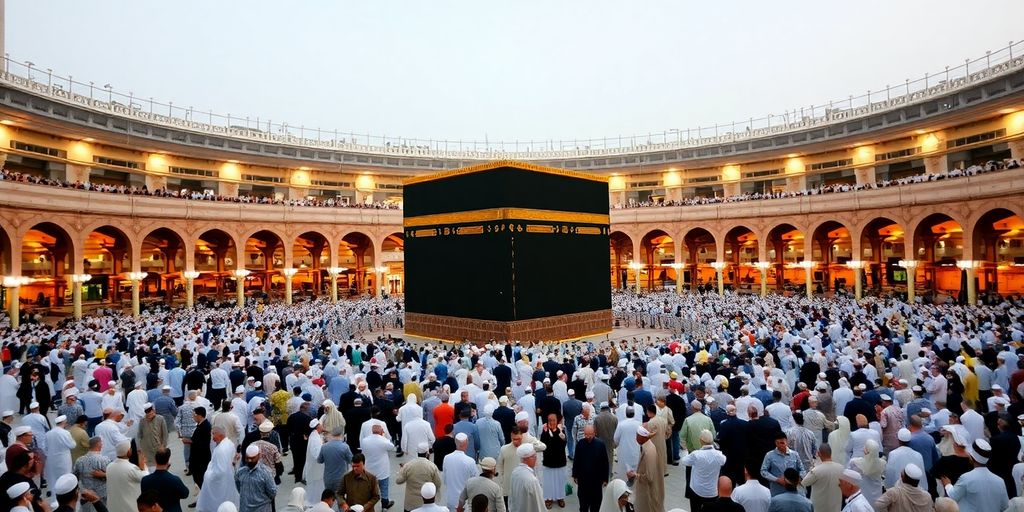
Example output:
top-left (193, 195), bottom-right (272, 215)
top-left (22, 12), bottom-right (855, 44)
top-left (72, 279), bottom-right (82, 320)
top-left (905, 263), bottom-right (918, 304)
top-left (5, 283), bottom-right (17, 329)
top-left (131, 279), bottom-right (141, 317)
top-left (374, 270), bottom-right (383, 297)
top-left (804, 265), bottom-right (813, 300)
top-left (966, 267), bottom-right (978, 305)
top-left (185, 278), bottom-right (194, 309)
top-left (924, 155), bottom-right (948, 175)
top-left (236, 276), bottom-right (246, 308)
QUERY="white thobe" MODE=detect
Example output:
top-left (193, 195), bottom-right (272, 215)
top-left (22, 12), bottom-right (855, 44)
top-left (102, 392), bottom-right (126, 414)
top-left (197, 439), bottom-right (240, 512)
top-left (442, 451), bottom-right (480, 510)
top-left (303, 432), bottom-right (325, 507)
top-left (400, 418), bottom-right (435, 454)
top-left (0, 375), bottom-right (18, 414)
top-left (95, 419), bottom-right (130, 460)
top-left (44, 426), bottom-right (75, 488)
top-left (125, 389), bottom-right (148, 422)
top-left (847, 428), bottom-right (880, 463)
top-left (883, 447), bottom-right (926, 490)
top-left (22, 413), bottom-right (50, 450)
top-left (509, 464), bottom-right (545, 512)
top-left (841, 491), bottom-right (874, 512)
top-left (612, 418), bottom-right (641, 479)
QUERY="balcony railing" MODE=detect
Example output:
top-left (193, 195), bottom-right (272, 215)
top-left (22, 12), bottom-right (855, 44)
top-left (2, 41), bottom-right (1023, 161)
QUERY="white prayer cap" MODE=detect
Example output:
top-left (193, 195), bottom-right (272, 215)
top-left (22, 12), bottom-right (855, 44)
top-left (53, 474), bottom-right (78, 495)
top-left (55, 415), bottom-right (67, 425)
top-left (11, 426), bottom-right (31, 437)
top-left (516, 443), bottom-right (536, 459)
top-left (498, 396), bottom-right (508, 405)
top-left (218, 503), bottom-right (238, 512)
top-left (134, 381), bottom-right (143, 388)
top-left (1, 410), bottom-right (13, 418)
top-left (421, 482), bottom-right (437, 500)
top-left (6, 482), bottom-right (30, 499)
top-left (455, 432), bottom-right (468, 443)
top-left (969, 439), bottom-right (992, 464)
top-left (840, 469), bottom-right (862, 484)
top-left (116, 441), bottom-right (132, 457)
top-left (879, 394), bottom-right (892, 402)
top-left (162, 385), bottom-right (171, 391)
top-left (995, 397), bottom-right (1010, 407)
top-left (417, 442), bottom-right (430, 454)
top-left (323, 400), bottom-right (335, 408)
top-left (585, 391), bottom-right (595, 399)
top-left (911, 385), bottom-right (923, 393)
top-left (308, 419), bottom-right (319, 429)
top-left (107, 380), bottom-right (116, 387)
top-left (636, 425), bottom-right (651, 437)
top-left (29, 401), bottom-right (39, 409)
top-left (568, 389), bottom-right (575, 396)
top-left (904, 463), bottom-right (923, 480)
top-left (993, 384), bottom-right (1004, 391)
top-left (259, 421), bottom-right (273, 433)
top-left (600, 402), bottom-right (610, 409)
top-left (515, 411), bottom-right (529, 422)
top-left (897, 428), bottom-right (912, 442)
top-left (235, 386), bottom-right (245, 394)
top-left (245, 444), bottom-right (260, 457)
top-left (349, 506), bottom-right (364, 512)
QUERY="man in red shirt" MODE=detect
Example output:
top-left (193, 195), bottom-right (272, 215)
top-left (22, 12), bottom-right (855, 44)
top-left (433, 392), bottom-right (455, 438)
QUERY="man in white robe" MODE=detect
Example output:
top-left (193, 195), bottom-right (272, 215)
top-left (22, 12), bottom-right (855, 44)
top-left (125, 382), bottom-right (149, 424)
top-left (509, 443), bottom-right (545, 512)
top-left (44, 415), bottom-right (76, 492)
top-left (612, 409), bottom-right (641, 480)
top-left (442, 433), bottom-right (480, 510)
top-left (22, 402), bottom-right (50, 452)
top-left (0, 366), bottom-right (20, 414)
top-left (95, 408), bottom-right (131, 460)
top-left (197, 426), bottom-right (240, 512)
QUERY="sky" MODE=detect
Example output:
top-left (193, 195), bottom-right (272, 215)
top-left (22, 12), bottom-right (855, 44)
top-left (9, 1), bottom-right (1024, 145)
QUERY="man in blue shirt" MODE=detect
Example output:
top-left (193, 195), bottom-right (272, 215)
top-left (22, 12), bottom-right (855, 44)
top-left (767, 468), bottom-right (812, 512)
top-left (760, 432), bottom-right (805, 496)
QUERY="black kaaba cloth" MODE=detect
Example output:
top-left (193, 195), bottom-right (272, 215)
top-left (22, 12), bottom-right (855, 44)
top-left (403, 160), bottom-right (612, 343)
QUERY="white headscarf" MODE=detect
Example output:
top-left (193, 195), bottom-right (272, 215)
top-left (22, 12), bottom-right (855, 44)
top-left (852, 439), bottom-right (885, 477)
top-left (828, 416), bottom-right (852, 466)
top-left (601, 479), bottom-right (630, 512)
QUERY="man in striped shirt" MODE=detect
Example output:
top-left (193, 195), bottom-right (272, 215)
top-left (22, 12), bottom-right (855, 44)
top-left (235, 444), bottom-right (277, 512)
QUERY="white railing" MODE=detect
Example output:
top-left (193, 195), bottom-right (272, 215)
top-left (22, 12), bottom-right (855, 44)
top-left (3, 40), bottom-right (1023, 161)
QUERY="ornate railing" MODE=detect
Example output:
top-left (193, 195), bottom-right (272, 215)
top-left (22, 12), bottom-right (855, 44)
top-left (2, 40), bottom-right (1022, 160)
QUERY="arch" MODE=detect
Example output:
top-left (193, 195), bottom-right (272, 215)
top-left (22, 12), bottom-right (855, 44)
top-left (84, 225), bottom-right (134, 304)
top-left (243, 229), bottom-right (286, 296)
top-left (340, 231), bottom-right (375, 295)
top-left (140, 227), bottom-right (188, 303)
top-left (195, 228), bottom-right (238, 300)
top-left (294, 230), bottom-right (332, 297)
top-left (609, 231), bottom-right (634, 290)
top-left (723, 225), bottom-right (759, 290)
top-left (380, 232), bottom-right (405, 295)
top-left (640, 229), bottom-right (675, 291)
top-left (912, 213), bottom-right (964, 298)
top-left (858, 217), bottom-right (906, 291)
top-left (764, 223), bottom-right (805, 291)
top-left (20, 222), bottom-right (75, 307)
top-left (682, 227), bottom-right (717, 291)
top-left (971, 208), bottom-right (1024, 295)
top-left (810, 220), bottom-right (853, 292)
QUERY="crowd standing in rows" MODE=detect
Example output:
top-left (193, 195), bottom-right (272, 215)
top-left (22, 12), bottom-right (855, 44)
top-left (1, 289), bottom-right (1024, 511)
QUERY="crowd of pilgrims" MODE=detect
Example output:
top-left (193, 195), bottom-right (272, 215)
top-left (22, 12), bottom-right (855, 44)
top-left (1, 291), bottom-right (1024, 511)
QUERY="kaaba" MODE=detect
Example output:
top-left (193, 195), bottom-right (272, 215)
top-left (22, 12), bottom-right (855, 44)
top-left (403, 160), bottom-right (612, 343)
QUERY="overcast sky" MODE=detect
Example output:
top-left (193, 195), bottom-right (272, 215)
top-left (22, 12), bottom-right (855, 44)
top-left (9, 1), bottom-right (1024, 144)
